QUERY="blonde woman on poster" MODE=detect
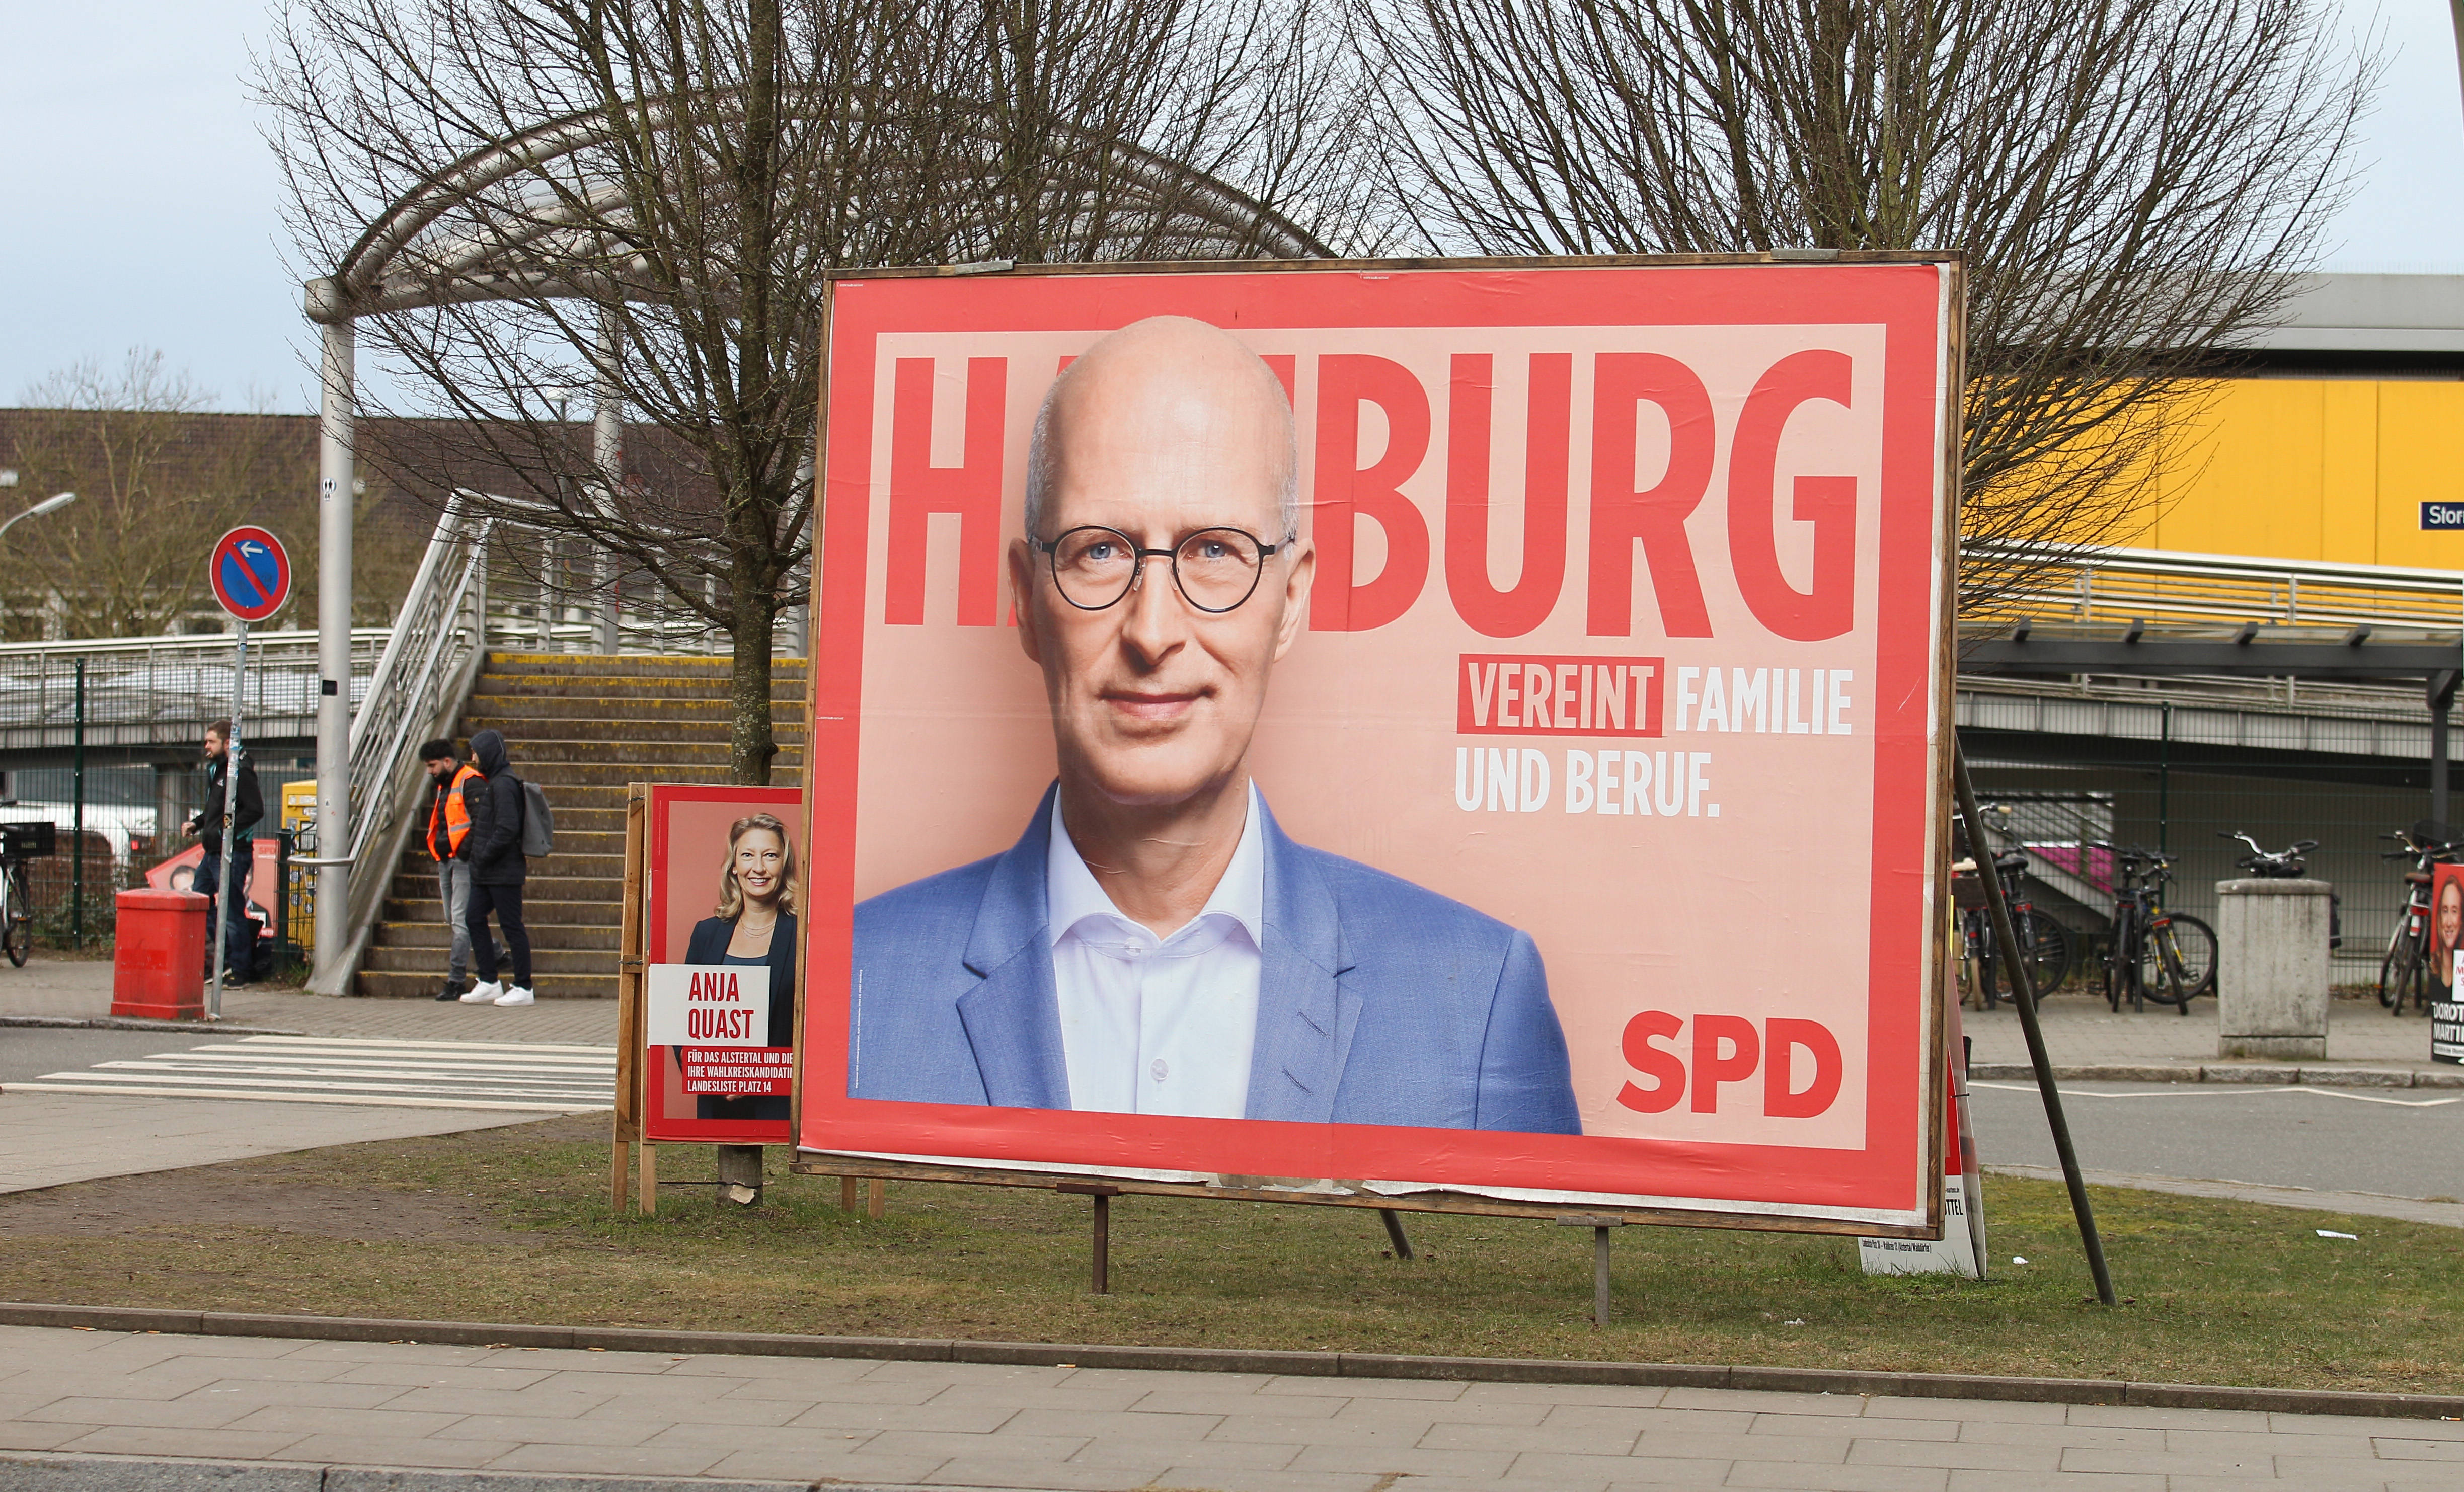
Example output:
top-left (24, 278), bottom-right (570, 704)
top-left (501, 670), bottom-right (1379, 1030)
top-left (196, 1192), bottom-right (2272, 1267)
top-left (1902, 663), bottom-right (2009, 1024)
top-left (683, 812), bottom-right (799, 1120)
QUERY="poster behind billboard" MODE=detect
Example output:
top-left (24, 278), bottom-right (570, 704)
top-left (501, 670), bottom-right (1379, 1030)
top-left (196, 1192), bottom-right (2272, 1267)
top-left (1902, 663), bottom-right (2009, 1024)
top-left (2433, 862), bottom-right (2463, 1063)
top-left (800, 258), bottom-right (1959, 1231)
top-left (641, 784), bottom-right (804, 1144)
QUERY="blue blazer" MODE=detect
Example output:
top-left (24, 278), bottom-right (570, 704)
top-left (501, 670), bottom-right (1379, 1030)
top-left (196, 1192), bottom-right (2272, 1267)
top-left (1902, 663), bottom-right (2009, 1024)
top-left (849, 787), bottom-right (1582, 1134)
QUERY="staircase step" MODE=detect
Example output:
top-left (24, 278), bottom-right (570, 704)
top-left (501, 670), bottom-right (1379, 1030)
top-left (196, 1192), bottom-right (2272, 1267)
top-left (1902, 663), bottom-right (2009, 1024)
top-left (483, 651), bottom-right (808, 678)
top-left (373, 920), bottom-right (619, 951)
top-left (472, 676), bottom-right (808, 702)
top-left (387, 897), bottom-right (620, 928)
top-left (469, 711), bottom-right (809, 729)
top-left (362, 943), bottom-right (616, 975)
top-left (517, 763), bottom-right (798, 788)
top-left (351, 651), bottom-right (810, 1002)
top-left (395, 852), bottom-right (621, 881)
top-left (354, 969), bottom-right (614, 1000)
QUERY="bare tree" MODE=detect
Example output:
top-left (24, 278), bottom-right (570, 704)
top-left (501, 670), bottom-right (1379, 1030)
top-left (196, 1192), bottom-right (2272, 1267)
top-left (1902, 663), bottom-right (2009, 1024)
top-left (2, 353), bottom-right (315, 639)
top-left (1357, 0), bottom-right (2375, 617)
top-left (261, 0), bottom-right (1372, 783)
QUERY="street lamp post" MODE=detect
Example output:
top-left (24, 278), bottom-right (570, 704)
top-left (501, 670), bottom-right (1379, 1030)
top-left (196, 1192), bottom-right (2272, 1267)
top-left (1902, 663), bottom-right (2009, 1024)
top-left (0, 491), bottom-right (76, 542)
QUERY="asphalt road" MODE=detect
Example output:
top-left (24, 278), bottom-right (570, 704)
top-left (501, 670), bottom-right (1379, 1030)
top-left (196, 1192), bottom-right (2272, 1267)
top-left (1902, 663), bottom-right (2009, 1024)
top-left (0, 1027), bottom-right (215, 1086)
top-left (1968, 1079), bottom-right (2464, 1201)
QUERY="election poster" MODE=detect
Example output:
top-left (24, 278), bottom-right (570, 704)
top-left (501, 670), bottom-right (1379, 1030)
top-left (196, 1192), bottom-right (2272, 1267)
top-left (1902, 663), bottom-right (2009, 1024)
top-left (2433, 862), bottom-right (2463, 1064)
top-left (638, 784), bottom-right (804, 1144)
top-left (798, 257), bottom-right (1960, 1233)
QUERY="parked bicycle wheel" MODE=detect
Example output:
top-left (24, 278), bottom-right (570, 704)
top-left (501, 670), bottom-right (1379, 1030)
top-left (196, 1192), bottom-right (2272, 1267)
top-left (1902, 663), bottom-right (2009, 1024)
top-left (2023, 915), bottom-right (2074, 994)
top-left (2, 866), bottom-right (29, 968)
top-left (2378, 927), bottom-right (2424, 1016)
top-left (2139, 912), bottom-right (2217, 1007)
top-left (2376, 922), bottom-right (2410, 1009)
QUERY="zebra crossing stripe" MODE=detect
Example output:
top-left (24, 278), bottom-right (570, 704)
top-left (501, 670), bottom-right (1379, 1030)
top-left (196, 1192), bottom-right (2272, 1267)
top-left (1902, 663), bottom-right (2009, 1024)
top-left (13, 1035), bottom-right (617, 1112)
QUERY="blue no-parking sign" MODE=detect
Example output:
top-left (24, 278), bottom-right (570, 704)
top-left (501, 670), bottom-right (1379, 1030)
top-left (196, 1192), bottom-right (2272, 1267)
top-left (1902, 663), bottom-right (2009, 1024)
top-left (210, 526), bottom-right (291, 622)
top-left (2422, 502), bottom-right (2464, 531)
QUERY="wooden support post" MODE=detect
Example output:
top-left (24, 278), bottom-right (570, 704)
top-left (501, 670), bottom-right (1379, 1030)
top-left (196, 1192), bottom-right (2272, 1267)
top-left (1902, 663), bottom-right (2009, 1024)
top-left (868, 1178), bottom-right (886, 1219)
top-left (1379, 1208), bottom-right (1415, 1260)
top-left (638, 1142), bottom-right (657, 1215)
top-left (717, 1145), bottom-right (764, 1206)
top-left (1558, 1215), bottom-right (1624, 1325)
top-left (611, 786), bottom-right (649, 1213)
top-left (841, 1176), bottom-right (859, 1213)
top-left (1057, 1183), bottom-right (1121, 1293)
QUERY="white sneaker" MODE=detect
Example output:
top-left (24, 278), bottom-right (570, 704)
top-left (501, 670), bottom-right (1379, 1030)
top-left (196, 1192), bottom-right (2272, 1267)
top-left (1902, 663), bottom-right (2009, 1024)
top-left (493, 985), bottom-right (535, 1007)
top-left (460, 981), bottom-right (503, 1004)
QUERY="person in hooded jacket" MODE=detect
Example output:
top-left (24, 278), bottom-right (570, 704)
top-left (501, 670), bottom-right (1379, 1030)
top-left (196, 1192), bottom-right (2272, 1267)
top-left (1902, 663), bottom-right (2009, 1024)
top-left (455, 729), bottom-right (536, 1007)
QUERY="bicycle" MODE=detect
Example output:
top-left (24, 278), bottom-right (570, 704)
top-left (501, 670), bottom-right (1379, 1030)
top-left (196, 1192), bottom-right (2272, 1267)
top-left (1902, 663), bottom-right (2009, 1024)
top-left (1960, 847), bottom-right (2074, 1008)
top-left (2374, 820), bottom-right (2455, 1017)
top-left (2093, 843), bottom-right (2217, 1014)
top-left (0, 821), bottom-right (51, 969)
top-left (2223, 830), bottom-right (2340, 951)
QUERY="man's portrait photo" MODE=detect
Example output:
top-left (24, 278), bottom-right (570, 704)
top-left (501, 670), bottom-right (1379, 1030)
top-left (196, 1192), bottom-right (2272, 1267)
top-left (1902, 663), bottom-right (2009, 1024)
top-left (846, 314), bottom-right (1582, 1134)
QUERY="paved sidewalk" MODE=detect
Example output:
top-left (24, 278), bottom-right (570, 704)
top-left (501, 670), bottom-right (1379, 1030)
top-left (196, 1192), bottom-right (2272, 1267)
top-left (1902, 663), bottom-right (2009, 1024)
top-left (2, 959), bottom-right (602, 1193)
top-left (0, 1092), bottom-right (543, 1194)
top-left (3, 1325), bottom-right (2458, 1490)
top-left (1963, 994), bottom-right (2455, 1080)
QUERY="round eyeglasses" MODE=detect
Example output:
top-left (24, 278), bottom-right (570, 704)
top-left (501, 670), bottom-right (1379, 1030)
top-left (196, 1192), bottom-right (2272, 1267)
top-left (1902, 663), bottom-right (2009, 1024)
top-left (1034, 525), bottom-right (1286, 613)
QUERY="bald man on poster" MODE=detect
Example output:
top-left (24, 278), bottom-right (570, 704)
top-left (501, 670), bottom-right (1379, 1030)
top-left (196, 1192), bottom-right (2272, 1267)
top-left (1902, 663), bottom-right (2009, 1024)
top-left (848, 316), bottom-right (1581, 1134)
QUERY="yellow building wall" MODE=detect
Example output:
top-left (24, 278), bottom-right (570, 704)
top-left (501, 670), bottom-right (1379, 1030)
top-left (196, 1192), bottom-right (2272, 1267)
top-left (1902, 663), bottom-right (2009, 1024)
top-left (2120, 379), bottom-right (2464, 567)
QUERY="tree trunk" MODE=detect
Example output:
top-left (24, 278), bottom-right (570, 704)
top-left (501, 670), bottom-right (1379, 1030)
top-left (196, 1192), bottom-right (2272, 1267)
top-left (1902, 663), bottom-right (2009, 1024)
top-left (729, 594), bottom-right (778, 786)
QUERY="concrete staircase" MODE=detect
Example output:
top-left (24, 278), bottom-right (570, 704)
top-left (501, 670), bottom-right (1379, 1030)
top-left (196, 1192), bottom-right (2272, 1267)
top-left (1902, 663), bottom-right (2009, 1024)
top-left (354, 652), bottom-right (806, 998)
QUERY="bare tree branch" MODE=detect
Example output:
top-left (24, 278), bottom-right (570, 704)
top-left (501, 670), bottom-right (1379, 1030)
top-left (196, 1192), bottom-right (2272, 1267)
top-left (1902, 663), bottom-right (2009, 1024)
top-left (260, 0), bottom-right (1378, 781)
top-left (1356, 0), bottom-right (2377, 621)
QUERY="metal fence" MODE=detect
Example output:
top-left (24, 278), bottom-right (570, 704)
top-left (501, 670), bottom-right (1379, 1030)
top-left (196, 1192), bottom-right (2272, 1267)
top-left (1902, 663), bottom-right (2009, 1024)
top-left (0, 633), bottom-right (390, 752)
top-left (1966, 755), bottom-right (2431, 989)
top-left (0, 762), bottom-right (316, 947)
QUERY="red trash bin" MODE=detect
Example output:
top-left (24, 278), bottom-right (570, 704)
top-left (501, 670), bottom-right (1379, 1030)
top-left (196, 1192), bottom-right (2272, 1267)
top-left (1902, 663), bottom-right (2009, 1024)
top-left (112, 887), bottom-right (208, 1020)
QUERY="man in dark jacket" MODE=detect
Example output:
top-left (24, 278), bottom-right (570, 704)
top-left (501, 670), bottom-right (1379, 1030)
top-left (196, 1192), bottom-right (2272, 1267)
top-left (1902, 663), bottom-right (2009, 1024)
top-left (454, 729), bottom-right (535, 1007)
top-left (182, 718), bottom-right (262, 985)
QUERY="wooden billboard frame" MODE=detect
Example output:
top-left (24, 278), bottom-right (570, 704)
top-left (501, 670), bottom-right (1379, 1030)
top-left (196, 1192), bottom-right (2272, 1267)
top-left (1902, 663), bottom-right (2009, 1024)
top-left (786, 251), bottom-right (1964, 1241)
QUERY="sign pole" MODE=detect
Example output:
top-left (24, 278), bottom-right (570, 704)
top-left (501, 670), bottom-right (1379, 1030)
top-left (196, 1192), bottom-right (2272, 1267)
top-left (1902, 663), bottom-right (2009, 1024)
top-left (202, 524), bottom-right (291, 1018)
top-left (1953, 740), bottom-right (2114, 1305)
top-left (210, 621), bottom-right (248, 1020)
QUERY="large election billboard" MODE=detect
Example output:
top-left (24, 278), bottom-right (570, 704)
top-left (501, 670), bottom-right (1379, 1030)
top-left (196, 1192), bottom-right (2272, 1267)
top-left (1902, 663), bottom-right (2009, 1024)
top-left (797, 257), bottom-right (1959, 1232)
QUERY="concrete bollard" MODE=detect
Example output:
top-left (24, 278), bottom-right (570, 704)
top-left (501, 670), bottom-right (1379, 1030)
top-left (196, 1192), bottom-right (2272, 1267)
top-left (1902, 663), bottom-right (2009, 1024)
top-left (2214, 879), bottom-right (2333, 1059)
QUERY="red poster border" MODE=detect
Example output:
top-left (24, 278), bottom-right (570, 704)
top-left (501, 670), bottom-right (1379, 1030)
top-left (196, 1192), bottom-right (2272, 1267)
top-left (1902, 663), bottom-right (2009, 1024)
top-left (797, 260), bottom-right (1953, 1222)
top-left (641, 782), bottom-right (804, 1144)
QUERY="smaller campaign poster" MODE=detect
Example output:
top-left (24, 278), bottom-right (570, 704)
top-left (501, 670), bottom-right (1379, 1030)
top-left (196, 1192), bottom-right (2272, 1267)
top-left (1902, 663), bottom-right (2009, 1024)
top-left (640, 785), bottom-right (805, 1142)
top-left (2433, 864), bottom-right (2464, 1064)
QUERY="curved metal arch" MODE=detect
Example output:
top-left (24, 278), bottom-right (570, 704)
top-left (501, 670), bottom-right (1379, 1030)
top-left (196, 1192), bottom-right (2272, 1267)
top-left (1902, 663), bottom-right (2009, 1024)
top-left (313, 89), bottom-right (1334, 322)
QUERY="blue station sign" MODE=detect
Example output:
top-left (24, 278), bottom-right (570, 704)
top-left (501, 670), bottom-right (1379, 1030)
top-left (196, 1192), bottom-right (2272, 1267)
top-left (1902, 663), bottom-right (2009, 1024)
top-left (2422, 502), bottom-right (2464, 531)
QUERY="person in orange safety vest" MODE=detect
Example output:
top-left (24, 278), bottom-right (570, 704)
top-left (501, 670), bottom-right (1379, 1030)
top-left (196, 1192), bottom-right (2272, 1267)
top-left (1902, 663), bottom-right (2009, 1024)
top-left (421, 739), bottom-right (489, 1000)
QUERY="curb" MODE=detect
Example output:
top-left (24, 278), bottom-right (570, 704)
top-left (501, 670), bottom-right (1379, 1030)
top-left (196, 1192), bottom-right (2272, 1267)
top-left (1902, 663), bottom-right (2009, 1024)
top-left (0, 1015), bottom-right (308, 1037)
top-left (1968, 1061), bottom-right (2464, 1088)
top-left (6, 1301), bottom-right (2459, 1423)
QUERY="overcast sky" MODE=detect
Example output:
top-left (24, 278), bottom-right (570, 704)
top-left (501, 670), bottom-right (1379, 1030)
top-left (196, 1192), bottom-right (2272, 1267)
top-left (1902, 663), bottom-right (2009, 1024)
top-left (3, 2), bottom-right (2460, 414)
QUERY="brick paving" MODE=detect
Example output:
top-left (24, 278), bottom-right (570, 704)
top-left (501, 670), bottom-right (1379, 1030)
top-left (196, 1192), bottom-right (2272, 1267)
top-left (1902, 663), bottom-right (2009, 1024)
top-left (1, 1326), bottom-right (2454, 1490)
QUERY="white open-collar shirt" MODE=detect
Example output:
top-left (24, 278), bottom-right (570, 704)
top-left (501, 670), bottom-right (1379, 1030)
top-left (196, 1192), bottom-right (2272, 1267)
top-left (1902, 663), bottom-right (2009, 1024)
top-left (1046, 782), bottom-right (1264, 1117)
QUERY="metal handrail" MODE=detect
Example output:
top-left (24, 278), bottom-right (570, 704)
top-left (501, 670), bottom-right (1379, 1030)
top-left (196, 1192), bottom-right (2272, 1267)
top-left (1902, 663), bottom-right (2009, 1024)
top-left (344, 495), bottom-right (492, 872)
top-left (309, 496), bottom-right (496, 994)
top-left (0, 629), bottom-right (389, 659)
top-left (1978, 540), bottom-right (2464, 633)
